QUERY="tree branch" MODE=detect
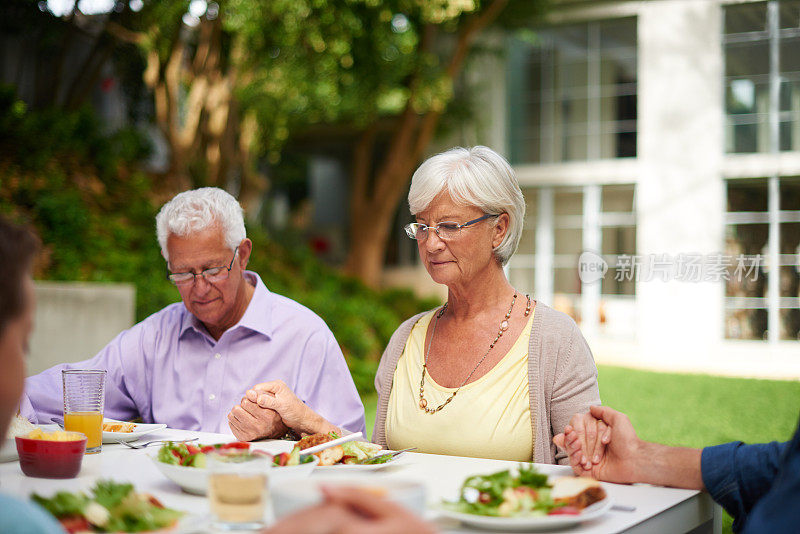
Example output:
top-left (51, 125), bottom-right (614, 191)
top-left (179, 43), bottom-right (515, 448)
top-left (63, 3), bottom-right (133, 110)
top-left (53, 2), bottom-right (79, 107)
top-left (164, 36), bottom-right (186, 145)
top-left (105, 21), bottom-right (145, 45)
top-left (374, 21), bottom-right (438, 193)
top-left (351, 124), bottom-right (378, 204)
top-left (447, 0), bottom-right (508, 78)
top-left (192, 18), bottom-right (214, 76)
top-left (410, 0), bottom-right (509, 163)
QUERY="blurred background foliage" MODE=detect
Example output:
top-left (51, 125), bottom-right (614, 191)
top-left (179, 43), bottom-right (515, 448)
top-left (2, 0), bottom-right (546, 287)
top-left (0, 0), bottom-right (543, 391)
top-left (0, 88), bottom-right (438, 393)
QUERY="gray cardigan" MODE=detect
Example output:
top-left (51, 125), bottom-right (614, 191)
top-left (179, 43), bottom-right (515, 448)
top-left (371, 302), bottom-right (601, 465)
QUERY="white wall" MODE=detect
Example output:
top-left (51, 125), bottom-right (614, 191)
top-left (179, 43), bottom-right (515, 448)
top-left (636, 0), bottom-right (726, 360)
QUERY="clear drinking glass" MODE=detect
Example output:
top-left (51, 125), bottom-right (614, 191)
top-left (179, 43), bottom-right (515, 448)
top-left (62, 370), bottom-right (106, 454)
top-left (207, 452), bottom-right (271, 530)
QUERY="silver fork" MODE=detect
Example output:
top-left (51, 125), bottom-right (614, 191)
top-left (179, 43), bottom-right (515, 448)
top-left (356, 447), bottom-right (417, 464)
top-left (115, 437), bottom-right (198, 449)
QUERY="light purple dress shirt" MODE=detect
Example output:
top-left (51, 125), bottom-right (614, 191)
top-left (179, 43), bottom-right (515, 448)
top-left (20, 271), bottom-right (366, 435)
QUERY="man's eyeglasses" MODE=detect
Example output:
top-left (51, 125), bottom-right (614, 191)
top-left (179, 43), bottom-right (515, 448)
top-left (167, 246), bottom-right (239, 286)
top-left (404, 214), bottom-right (498, 241)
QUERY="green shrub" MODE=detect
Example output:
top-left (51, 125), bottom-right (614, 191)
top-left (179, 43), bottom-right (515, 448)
top-left (0, 89), bottom-right (437, 393)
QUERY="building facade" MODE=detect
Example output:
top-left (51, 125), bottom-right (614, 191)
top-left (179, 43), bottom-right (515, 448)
top-left (383, 0), bottom-right (800, 379)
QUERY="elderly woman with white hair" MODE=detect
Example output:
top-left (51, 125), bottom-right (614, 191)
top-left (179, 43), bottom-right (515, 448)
top-left (256, 147), bottom-right (599, 463)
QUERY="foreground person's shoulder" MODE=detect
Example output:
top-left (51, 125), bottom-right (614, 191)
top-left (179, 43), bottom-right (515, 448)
top-left (0, 493), bottom-right (65, 534)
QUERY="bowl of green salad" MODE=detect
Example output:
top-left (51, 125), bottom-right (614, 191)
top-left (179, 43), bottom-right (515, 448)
top-left (151, 441), bottom-right (317, 495)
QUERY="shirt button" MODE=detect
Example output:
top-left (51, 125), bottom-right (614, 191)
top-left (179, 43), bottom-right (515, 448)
top-left (209, 394), bottom-right (216, 401)
top-left (214, 353), bottom-right (221, 360)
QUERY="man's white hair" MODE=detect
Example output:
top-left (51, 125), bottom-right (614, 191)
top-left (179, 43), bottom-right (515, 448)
top-left (408, 146), bottom-right (525, 265)
top-left (156, 187), bottom-right (246, 262)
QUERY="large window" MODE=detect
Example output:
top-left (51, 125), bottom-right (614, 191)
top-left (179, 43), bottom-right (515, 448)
top-left (724, 1), bottom-right (800, 153)
top-left (507, 17), bottom-right (637, 164)
top-left (725, 177), bottom-right (800, 341)
top-left (508, 184), bottom-right (636, 337)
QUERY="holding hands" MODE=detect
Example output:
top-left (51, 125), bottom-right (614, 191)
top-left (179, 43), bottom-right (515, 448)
top-left (553, 405), bottom-right (643, 484)
top-left (227, 380), bottom-right (338, 441)
top-left (553, 405), bottom-right (704, 490)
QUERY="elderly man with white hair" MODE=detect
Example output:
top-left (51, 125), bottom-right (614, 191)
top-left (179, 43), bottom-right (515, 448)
top-left (247, 146), bottom-right (599, 462)
top-left (20, 188), bottom-right (365, 438)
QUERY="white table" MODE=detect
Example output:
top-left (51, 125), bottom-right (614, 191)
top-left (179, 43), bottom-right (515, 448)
top-left (1, 428), bottom-right (721, 533)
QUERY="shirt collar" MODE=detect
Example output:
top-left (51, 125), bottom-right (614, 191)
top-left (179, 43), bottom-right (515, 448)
top-left (179, 271), bottom-right (274, 340)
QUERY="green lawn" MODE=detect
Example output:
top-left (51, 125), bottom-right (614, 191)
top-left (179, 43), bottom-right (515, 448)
top-left (360, 365), bottom-right (800, 533)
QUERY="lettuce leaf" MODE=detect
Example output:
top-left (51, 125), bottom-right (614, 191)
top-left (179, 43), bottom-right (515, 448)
top-left (31, 491), bottom-right (88, 518)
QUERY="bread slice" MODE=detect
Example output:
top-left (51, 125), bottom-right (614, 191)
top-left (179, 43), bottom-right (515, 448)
top-left (316, 445), bottom-right (344, 466)
top-left (102, 421), bottom-right (136, 433)
top-left (296, 433), bottom-right (345, 466)
top-left (551, 477), bottom-right (607, 509)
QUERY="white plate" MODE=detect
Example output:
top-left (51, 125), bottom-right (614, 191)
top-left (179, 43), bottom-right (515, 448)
top-left (313, 455), bottom-right (403, 471)
top-left (436, 497), bottom-right (613, 532)
top-left (149, 452), bottom-right (319, 495)
top-left (255, 440), bottom-right (400, 470)
top-left (0, 438), bottom-right (17, 462)
top-left (103, 418), bottom-right (167, 443)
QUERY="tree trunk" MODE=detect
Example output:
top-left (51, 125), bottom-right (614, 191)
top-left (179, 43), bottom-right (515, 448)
top-left (342, 0), bottom-right (509, 287)
top-left (237, 110), bottom-right (268, 222)
top-left (345, 189), bottom-right (396, 287)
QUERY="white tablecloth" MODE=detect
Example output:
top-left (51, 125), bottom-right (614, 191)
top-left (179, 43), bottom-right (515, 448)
top-left (0, 427), bottom-right (721, 533)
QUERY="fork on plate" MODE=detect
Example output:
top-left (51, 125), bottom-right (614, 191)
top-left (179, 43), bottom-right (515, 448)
top-left (356, 447), bottom-right (417, 464)
top-left (115, 437), bottom-right (198, 449)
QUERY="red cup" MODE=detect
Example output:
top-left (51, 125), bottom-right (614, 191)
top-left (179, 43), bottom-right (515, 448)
top-left (16, 432), bottom-right (87, 479)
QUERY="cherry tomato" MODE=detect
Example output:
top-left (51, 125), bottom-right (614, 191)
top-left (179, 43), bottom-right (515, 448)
top-left (59, 516), bottom-right (91, 534)
top-left (146, 495), bottom-right (165, 508)
top-left (222, 442), bottom-right (250, 450)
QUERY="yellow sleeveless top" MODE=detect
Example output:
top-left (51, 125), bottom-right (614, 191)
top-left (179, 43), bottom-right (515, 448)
top-left (385, 310), bottom-right (534, 461)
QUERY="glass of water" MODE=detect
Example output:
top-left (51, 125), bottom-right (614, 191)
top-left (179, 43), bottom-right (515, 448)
top-left (207, 452), bottom-right (271, 530)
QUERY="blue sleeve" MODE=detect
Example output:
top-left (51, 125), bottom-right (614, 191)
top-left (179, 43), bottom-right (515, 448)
top-left (742, 417), bottom-right (800, 533)
top-left (0, 495), bottom-right (65, 533)
top-left (701, 440), bottom-right (787, 532)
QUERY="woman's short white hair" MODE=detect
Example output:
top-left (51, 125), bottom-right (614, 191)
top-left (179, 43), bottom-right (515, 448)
top-left (408, 146), bottom-right (525, 265)
top-left (156, 187), bottom-right (246, 262)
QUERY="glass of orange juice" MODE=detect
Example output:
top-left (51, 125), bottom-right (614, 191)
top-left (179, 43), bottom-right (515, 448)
top-left (62, 370), bottom-right (106, 454)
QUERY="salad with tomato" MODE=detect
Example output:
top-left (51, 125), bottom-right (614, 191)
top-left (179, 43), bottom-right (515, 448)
top-left (156, 441), bottom-right (313, 468)
top-left (444, 465), bottom-right (579, 518)
top-left (31, 480), bottom-right (183, 533)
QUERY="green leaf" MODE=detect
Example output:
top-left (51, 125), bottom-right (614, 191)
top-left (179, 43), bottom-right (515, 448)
top-left (517, 464), bottom-right (548, 488)
top-left (92, 480), bottom-right (134, 509)
top-left (30, 491), bottom-right (88, 518)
